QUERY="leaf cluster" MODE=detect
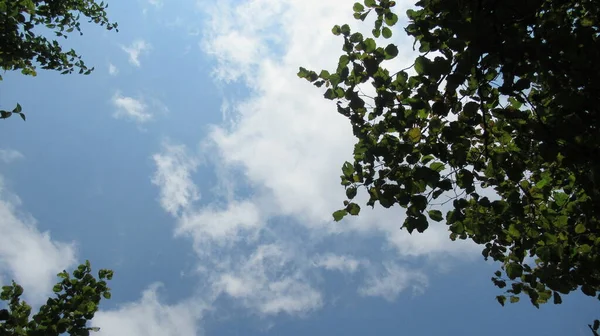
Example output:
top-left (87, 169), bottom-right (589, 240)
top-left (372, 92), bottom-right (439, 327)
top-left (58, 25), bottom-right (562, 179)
top-left (0, 0), bottom-right (118, 120)
top-left (0, 261), bottom-right (113, 335)
top-left (298, 0), bottom-right (600, 325)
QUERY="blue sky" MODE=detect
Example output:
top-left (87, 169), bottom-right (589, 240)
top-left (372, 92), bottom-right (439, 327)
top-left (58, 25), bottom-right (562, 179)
top-left (0, 0), bottom-right (597, 335)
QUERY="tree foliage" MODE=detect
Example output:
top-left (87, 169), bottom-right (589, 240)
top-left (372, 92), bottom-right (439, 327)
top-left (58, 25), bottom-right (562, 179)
top-left (0, 0), bottom-right (118, 120)
top-left (0, 261), bottom-right (113, 336)
top-left (299, 0), bottom-right (599, 330)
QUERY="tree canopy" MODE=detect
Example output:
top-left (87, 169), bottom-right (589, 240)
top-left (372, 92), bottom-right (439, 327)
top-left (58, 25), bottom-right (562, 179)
top-left (0, 0), bottom-right (118, 120)
top-left (0, 261), bottom-right (113, 335)
top-left (299, 0), bottom-right (599, 331)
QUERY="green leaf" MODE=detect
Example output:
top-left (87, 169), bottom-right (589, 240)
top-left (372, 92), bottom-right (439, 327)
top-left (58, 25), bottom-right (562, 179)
top-left (535, 176), bottom-right (550, 189)
top-left (429, 162), bottom-right (444, 172)
top-left (407, 127), bottom-right (421, 142)
top-left (463, 102), bottom-right (479, 118)
top-left (346, 186), bottom-right (358, 199)
top-left (384, 44), bottom-right (399, 59)
top-left (350, 32), bottom-right (364, 43)
top-left (496, 295), bottom-right (506, 306)
top-left (364, 0), bottom-right (376, 7)
top-left (553, 292), bottom-right (562, 304)
top-left (581, 18), bottom-right (593, 27)
top-left (382, 27), bottom-right (392, 39)
top-left (428, 210), bottom-right (443, 222)
top-left (14, 285), bottom-right (23, 296)
top-left (553, 192), bottom-right (568, 207)
top-left (342, 162), bottom-right (355, 177)
top-left (333, 210), bottom-right (347, 222)
top-left (581, 285), bottom-right (595, 296)
top-left (372, 28), bottom-right (381, 38)
top-left (505, 263), bottom-right (522, 280)
top-left (103, 292), bottom-right (111, 299)
top-left (508, 225), bottom-right (521, 238)
top-left (508, 96), bottom-right (522, 109)
top-left (405, 214), bottom-right (429, 233)
top-left (347, 202), bottom-right (361, 215)
top-left (575, 224), bottom-right (586, 234)
top-left (420, 154), bottom-right (435, 164)
top-left (329, 74), bottom-right (341, 87)
top-left (332, 25), bottom-right (341, 35)
top-left (509, 296), bottom-right (520, 303)
top-left (363, 38), bottom-right (376, 53)
top-left (437, 179), bottom-right (453, 191)
top-left (353, 2), bottom-right (365, 12)
top-left (414, 56), bottom-right (427, 75)
top-left (297, 67), bottom-right (310, 79)
top-left (384, 12), bottom-right (399, 26)
top-left (324, 89), bottom-right (335, 100)
top-left (411, 197), bottom-right (428, 211)
top-left (13, 103), bottom-right (22, 113)
top-left (340, 24), bottom-right (351, 36)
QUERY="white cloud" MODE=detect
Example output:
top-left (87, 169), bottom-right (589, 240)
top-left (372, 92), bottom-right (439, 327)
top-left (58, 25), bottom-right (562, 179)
top-left (112, 92), bottom-right (152, 124)
top-left (358, 263), bottom-right (428, 301)
top-left (152, 143), bottom-right (200, 216)
top-left (150, 0), bottom-right (482, 321)
top-left (0, 177), bottom-right (77, 304)
top-left (150, 142), bottom-right (325, 316)
top-left (121, 40), bottom-right (151, 67)
top-left (0, 149), bottom-right (23, 163)
top-left (212, 244), bottom-right (323, 316)
top-left (93, 284), bottom-right (202, 336)
top-left (201, 0), bottom-right (287, 82)
top-left (108, 63), bottom-right (119, 76)
top-left (313, 254), bottom-right (363, 273)
top-left (177, 200), bottom-right (261, 247)
top-left (200, 0), bottom-right (477, 256)
top-left (148, 0), bottom-right (162, 8)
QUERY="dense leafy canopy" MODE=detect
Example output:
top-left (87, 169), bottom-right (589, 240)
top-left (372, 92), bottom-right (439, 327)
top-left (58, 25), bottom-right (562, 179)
top-left (0, 261), bottom-right (113, 336)
top-left (299, 0), bottom-right (599, 331)
top-left (0, 0), bottom-right (118, 120)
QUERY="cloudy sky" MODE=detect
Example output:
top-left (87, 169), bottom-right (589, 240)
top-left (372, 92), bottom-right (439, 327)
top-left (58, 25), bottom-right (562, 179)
top-left (0, 0), bottom-right (596, 335)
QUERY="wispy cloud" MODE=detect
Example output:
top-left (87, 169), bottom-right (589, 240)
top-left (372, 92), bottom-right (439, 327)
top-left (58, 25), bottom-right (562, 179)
top-left (211, 244), bottom-right (323, 315)
top-left (358, 263), bottom-right (428, 301)
top-left (111, 92), bottom-right (152, 124)
top-left (121, 40), bottom-right (151, 67)
top-left (0, 176), bottom-right (76, 304)
top-left (149, 0), bottom-right (479, 323)
top-left (147, 0), bottom-right (163, 8)
top-left (0, 149), bottom-right (23, 164)
top-left (108, 63), bottom-right (119, 76)
top-left (151, 142), bottom-right (199, 216)
top-left (314, 254), bottom-right (364, 273)
top-left (177, 200), bottom-right (261, 247)
top-left (200, 0), bottom-right (477, 256)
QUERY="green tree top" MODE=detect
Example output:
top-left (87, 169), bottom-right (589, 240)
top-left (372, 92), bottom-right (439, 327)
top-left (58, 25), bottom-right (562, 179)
top-left (299, 0), bottom-right (599, 332)
top-left (0, 0), bottom-right (118, 120)
top-left (0, 261), bottom-right (113, 335)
